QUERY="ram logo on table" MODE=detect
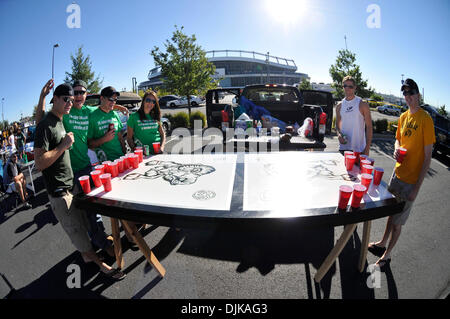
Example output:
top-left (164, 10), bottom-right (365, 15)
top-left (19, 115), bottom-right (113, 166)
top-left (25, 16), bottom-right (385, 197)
top-left (122, 160), bottom-right (216, 186)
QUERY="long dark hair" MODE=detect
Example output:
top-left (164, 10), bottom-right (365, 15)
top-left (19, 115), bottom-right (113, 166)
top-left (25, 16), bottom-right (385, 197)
top-left (138, 91), bottom-right (161, 122)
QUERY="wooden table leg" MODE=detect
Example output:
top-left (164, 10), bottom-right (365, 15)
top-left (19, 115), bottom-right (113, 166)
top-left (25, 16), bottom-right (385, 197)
top-left (314, 223), bottom-right (357, 283)
top-left (110, 217), bottom-right (124, 269)
top-left (121, 220), bottom-right (166, 278)
top-left (358, 220), bottom-right (372, 273)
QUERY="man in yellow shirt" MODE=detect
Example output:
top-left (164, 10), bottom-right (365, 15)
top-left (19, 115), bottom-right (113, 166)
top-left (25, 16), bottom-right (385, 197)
top-left (368, 78), bottom-right (436, 268)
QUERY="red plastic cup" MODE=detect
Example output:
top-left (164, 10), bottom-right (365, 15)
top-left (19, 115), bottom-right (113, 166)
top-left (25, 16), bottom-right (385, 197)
top-left (135, 146), bottom-right (143, 151)
top-left (115, 159), bottom-right (124, 173)
top-left (130, 154), bottom-right (139, 169)
top-left (152, 142), bottom-right (161, 154)
top-left (120, 156), bottom-right (128, 170)
top-left (94, 165), bottom-right (105, 175)
top-left (90, 170), bottom-right (103, 188)
top-left (360, 159), bottom-right (370, 167)
top-left (102, 161), bottom-right (112, 174)
top-left (338, 185), bottom-right (353, 210)
top-left (373, 167), bottom-right (384, 186)
top-left (134, 149), bottom-right (143, 163)
top-left (359, 154), bottom-right (368, 162)
top-left (367, 157), bottom-right (375, 166)
top-left (344, 151), bottom-right (353, 166)
top-left (78, 176), bottom-right (91, 194)
top-left (351, 184), bottom-right (367, 208)
top-left (397, 147), bottom-right (407, 163)
top-left (353, 151), bottom-right (361, 163)
top-left (100, 173), bottom-right (112, 192)
top-left (360, 173), bottom-right (373, 192)
top-left (362, 165), bottom-right (373, 175)
top-left (346, 155), bottom-right (356, 171)
top-left (109, 161), bottom-right (118, 178)
top-left (126, 154), bottom-right (135, 169)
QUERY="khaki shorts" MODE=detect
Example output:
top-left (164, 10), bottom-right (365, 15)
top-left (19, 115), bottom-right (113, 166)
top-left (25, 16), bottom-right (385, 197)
top-left (48, 192), bottom-right (93, 252)
top-left (388, 172), bottom-right (416, 226)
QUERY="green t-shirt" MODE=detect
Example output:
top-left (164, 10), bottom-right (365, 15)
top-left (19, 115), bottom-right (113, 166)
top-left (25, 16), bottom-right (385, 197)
top-left (16, 132), bottom-right (26, 148)
top-left (126, 112), bottom-right (161, 148)
top-left (34, 112), bottom-right (73, 193)
top-left (87, 108), bottom-right (124, 162)
top-left (63, 105), bottom-right (97, 173)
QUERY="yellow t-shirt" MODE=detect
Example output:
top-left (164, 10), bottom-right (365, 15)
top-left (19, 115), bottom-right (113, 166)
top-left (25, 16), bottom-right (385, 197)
top-left (395, 108), bottom-right (436, 184)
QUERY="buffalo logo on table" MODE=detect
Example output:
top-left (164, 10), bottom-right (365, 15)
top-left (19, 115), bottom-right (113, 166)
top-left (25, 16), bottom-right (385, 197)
top-left (122, 160), bottom-right (216, 185)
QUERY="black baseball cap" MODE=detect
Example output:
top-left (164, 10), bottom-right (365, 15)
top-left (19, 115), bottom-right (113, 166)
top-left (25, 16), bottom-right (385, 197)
top-left (100, 86), bottom-right (120, 98)
top-left (401, 78), bottom-right (419, 92)
top-left (50, 83), bottom-right (74, 103)
top-left (72, 79), bottom-right (87, 90)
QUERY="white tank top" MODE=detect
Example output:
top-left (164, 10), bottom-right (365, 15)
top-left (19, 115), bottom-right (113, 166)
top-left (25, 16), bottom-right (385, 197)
top-left (339, 96), bottom-right (366, 152)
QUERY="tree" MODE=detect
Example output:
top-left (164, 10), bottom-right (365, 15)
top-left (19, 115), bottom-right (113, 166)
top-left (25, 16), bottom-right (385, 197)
top-left (370, 93), bottom-right (383, 101)
top-left (32, 104), bottom-right (38, 121)
top-left (0, 120), bottom-right (9, 131)
top-left (299, 78), bottom-right (312, 90)
top-left (437, 105), bottom-right (448, 117)
top-left (329, 49), bottom-right (374, 100)
top-left (151, 26), bottom-right (218, 118)
top-left (64, 45), bottom-right (103, 93)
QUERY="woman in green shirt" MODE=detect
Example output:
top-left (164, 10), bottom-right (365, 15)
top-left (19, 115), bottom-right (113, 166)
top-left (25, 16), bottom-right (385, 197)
top-left (127, 91), bottom-right (165, 154)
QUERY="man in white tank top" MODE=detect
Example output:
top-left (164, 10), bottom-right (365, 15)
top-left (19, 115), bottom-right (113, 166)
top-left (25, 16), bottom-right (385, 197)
top-left (336, 76), bottom-right (373, 155)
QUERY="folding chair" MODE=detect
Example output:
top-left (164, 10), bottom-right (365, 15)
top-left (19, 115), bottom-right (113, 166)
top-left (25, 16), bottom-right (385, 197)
top-left (0, 171), bottom-right (19, 212)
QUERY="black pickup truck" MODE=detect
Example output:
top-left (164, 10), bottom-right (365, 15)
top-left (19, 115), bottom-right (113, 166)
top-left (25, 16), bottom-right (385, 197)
top-left (205, 84), bottom-right (333, 150)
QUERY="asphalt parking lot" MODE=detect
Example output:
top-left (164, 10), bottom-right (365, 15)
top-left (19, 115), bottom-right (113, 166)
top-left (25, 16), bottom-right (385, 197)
top-left (1, 131), bottom-right (449, 300)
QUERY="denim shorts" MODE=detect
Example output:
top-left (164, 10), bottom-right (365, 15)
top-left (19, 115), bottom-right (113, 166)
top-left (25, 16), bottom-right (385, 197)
top-left (388, 172), bottom-right (416, 226)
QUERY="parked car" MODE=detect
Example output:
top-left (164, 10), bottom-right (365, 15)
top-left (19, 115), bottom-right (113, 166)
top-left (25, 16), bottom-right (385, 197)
top-left (422, 104), bottom-right (450, 156)
top-left (159, 95), bottom-right (180, 107)
top-left (377, 104), bottom-right (401, 116)
top-left (206, 84), bottom-right (328, 146)
top-left (167, 95), bottom-right (204, 108)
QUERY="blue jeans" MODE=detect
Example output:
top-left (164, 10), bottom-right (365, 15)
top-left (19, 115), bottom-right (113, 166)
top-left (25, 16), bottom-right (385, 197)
top-left (73, 165), bottom-right (112, 250)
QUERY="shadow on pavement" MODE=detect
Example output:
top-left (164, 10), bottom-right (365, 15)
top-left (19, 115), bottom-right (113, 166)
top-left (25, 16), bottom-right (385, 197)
top-left (12, 206), bottom-right (58, 249)
top-left (5, 252), bottom-right (110, 299)
top-left (176, 225), bottom-right (336, 299)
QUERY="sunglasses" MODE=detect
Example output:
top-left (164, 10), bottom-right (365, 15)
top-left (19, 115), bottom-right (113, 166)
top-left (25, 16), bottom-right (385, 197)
top-left (145, 98), bottom-right (156, 104)
top-left (343, 84), bottom-right (355, 89)
top-left (107, 97), bottom-right (118, 102)
top-left (74, 90), bottom-right (86, 96)
top-left (402, 89), bottom-right (419, 96)
top-left (62, 96), bottom-right (74, 103)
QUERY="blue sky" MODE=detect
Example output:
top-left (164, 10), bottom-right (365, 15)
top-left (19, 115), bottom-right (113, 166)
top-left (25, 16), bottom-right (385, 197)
top-left (0, 0), bottom-right (449, 122)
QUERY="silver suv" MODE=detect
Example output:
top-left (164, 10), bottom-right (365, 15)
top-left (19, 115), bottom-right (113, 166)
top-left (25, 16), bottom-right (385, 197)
top-left (377, 104), bottom-right (401, 116)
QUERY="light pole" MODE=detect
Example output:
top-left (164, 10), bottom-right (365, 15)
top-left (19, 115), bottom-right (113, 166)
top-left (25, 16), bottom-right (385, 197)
top-left (1, 98), bottom-right (4, 127)
top-left (132, 77), bottom-right (137, 93)
top-left (52, 44), bottom-right (59, 92)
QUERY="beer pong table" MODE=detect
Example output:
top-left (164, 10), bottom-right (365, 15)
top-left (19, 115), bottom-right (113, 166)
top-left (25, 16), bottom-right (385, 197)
top-left (75, 152), bottom-right (404, 283)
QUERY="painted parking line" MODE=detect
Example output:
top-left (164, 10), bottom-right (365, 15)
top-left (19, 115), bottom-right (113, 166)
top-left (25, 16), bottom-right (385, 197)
top-left (431, 158), bottom-right (448, 169)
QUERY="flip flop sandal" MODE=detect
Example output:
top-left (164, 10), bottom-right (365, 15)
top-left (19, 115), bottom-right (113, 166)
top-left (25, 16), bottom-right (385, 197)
top-left (376, 258), bottom-right (391, 269)
top-left (102, 268), bottom-right (126, 280)
top-left (368, 243), bottom-right (386, 257)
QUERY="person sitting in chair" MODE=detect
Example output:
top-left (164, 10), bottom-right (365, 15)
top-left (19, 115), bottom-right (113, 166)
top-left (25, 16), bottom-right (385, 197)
top-left (5, 153), bottom-right (32, 209)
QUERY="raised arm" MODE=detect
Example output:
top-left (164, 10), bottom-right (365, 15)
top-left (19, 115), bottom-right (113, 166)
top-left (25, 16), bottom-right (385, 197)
top-left (36, 79), bottom-right (54, 124)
